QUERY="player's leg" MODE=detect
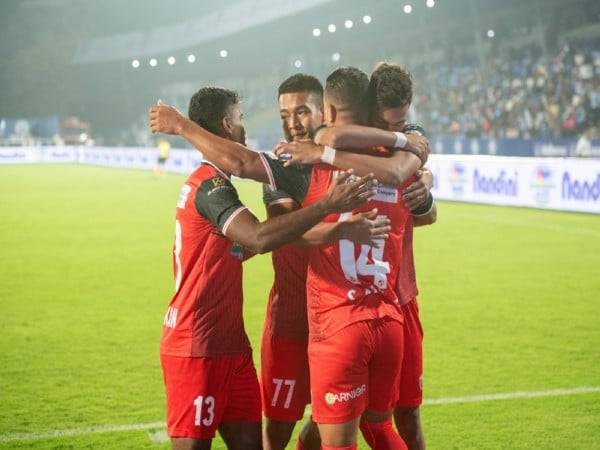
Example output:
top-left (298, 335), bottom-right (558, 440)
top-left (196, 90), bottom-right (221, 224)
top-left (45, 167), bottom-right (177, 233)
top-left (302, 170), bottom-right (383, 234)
top-left (218, 422), bottom-right (261, 450)
top-left (360, 318), bottom-right (407, 449)
top-left (218, 352), bottom-right (262, 450)
top-left (260, 330), bottom-right (311, 450)
top-left (308, 322), bottom-right (371, 449)
top-left (171, 438), bottom-right (212, 450)
top-left (296, 417), bottom-right (321, 450)
top-left (394, 300), bottom-right (425, 450)
top-left (264, 419), bottom-right (296, 450)
top-left (394, 408), bottom-right (424, 450)
top-left (160, 354), bottom-right (231, 449)
top-left (317, 417), bottom-right (361, 449)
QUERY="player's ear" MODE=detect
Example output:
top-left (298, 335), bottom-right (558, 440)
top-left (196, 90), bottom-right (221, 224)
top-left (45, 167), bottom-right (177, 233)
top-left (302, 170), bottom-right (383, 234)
top-left (221, 116), bottom-right (233, 137)
top-left (328, 103), bottom-right (337, 125)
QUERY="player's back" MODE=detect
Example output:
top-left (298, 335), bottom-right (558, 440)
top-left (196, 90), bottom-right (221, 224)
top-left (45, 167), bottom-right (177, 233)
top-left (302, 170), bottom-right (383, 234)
top-left (303, 164), bottom-right (412, 341)
top-left (160, 163), bottom-right (251, 358)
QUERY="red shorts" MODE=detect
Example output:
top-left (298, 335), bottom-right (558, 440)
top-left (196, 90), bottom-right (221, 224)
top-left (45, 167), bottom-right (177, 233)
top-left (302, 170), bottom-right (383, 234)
top-left (260, 330), bottom-right (311, 422)
top-left (397, 299), bottom-right (424, 408)
top-left (160, 352), bottom-right (261, 439)
top-left (308, 317), bottom-right (404, 424)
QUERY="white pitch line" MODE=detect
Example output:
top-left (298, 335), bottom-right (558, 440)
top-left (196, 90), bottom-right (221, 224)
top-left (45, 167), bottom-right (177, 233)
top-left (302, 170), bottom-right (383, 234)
top-left (0, 421), bottom-right (166, 443)
top-left (1, 386), bottom-right (599, 443)
top-left (424, 385), bottom-right (600, 406)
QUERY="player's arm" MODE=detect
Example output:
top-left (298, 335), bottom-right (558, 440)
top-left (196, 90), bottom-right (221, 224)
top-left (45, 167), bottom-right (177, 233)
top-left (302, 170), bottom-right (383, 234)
top-left (404, 169), bottom-right (437, 226)
top-left (329, 150), bottom-right (421, 187)
top-left (265, 198), bottom-right (390, 247)
top-left (197, 171), bottom-right (375, 254)
top-left (149, 103), bottom-right (269, 183)
top-left (275, 139), bottom-right (421, 187)
top-left (314, 124), bottom-right (429, 162)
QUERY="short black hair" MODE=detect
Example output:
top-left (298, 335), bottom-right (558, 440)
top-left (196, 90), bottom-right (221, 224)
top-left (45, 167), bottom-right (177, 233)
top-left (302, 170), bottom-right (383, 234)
top-left (278, 73), bottom-right (323, 99)
top-left (367, 63), bottom-right (413, 116)
top-left (325, 67), bottom-right (369, 119)
top-left (188, 87), bottom-right (239, 135)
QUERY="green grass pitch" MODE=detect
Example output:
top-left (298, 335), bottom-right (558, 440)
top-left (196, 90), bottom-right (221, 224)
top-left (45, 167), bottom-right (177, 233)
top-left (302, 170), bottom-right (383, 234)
top-left (1, 164), bottom-right (599, 449)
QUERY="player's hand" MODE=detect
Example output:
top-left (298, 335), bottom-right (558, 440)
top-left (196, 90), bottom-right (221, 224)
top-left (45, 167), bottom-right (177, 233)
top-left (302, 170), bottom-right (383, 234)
top-left (341, 208), bottom-right (391, 247)
top-left (273, 140), bottom-right (324, 167)
top-left (403, 169), bottom-right (433, 211)
top-left (323, 170), bottom-right (377, 213)
top-left (149, 100), bottom-right (185, 135)
top-left (404, 133), bottom-right (429, 166)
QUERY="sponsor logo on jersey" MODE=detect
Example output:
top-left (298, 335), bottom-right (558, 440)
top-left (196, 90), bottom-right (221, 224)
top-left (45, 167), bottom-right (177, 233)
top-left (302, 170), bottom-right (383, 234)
top-left (230, 243), bottom-right (244, 260)
top-left (206, 177), bottom-right (235, 196)
top-left (324, 384), bottom-right (367, 405)
top-left (212, 177), bottom-right (227, 187)
top-left (561, 172), bottom-right (600, 202)
top-left (372, 185), bottom-right (398, 204)
top-left (473, 169), bottom-right (518, 197)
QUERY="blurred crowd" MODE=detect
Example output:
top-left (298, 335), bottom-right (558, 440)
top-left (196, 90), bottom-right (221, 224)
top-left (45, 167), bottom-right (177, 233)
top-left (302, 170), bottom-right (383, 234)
top-left (413, 43), bottom-right (600, 139)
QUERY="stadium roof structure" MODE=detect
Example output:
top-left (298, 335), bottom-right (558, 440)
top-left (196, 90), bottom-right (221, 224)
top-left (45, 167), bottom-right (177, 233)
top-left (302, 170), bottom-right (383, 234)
top-left (73, 0), bottom-right (335, 64)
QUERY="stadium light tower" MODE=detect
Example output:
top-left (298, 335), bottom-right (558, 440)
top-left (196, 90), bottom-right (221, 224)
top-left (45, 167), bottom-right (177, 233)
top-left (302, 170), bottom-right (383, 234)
top-left (131, 59), bottom-right (140, 68)
top-left (328, 23), bottom-right (336, 33)
top-left (403, 4), bottom-right (413, 14)
top-left (149, 58), bottom-right (157, 67)
top-left (332, 52), bottom-right (341, 62)
top-left (294, 59), bottom-right (302, 68)
top-left (426, 0), bottom-right (435, 7)
top-left (313, 27), bottom-right (321, 37)
top-left (362, 15), bottom-right (372, 24)
top-left (344, 19), bottom-right (353, 29)
top-left (220, 49), bottom-right (228, 58)
top-left (187, 54), bottom-right (196, 63)
top-left (167, 56), bottom-right (176, 65)
top-left (487, 29), bottom-right (495, 38)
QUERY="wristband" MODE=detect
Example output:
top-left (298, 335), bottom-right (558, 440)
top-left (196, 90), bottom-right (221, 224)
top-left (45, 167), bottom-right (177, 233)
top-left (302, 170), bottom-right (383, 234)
top-left (393, 131), bottom-right (408, 149)
top-left (321, 146), bottom-right (336, 165)
top-left (411, 192), bottom-right (434, 216)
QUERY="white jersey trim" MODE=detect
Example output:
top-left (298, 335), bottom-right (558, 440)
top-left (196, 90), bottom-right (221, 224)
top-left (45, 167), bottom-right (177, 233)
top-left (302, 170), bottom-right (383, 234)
top-left (221, 206), bottom-right (248, 235)
top-left (258, 153), bottom-right (276, 190)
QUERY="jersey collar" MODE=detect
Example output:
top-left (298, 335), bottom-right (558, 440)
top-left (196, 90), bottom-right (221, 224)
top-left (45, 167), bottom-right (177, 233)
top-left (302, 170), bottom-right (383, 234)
top-left (203, 160), bottom-right (230, 180)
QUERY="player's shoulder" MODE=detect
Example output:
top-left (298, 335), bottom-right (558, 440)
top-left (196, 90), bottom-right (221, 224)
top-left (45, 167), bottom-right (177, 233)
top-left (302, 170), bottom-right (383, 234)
top-left (187, 162), bottom-right (232, 188)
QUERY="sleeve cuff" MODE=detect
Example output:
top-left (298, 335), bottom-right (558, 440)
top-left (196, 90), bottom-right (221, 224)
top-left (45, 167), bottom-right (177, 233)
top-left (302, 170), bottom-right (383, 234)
top-left (258, 153), bottom-right (277, 190)
top-left (221, 206), bottom-right (248, 235)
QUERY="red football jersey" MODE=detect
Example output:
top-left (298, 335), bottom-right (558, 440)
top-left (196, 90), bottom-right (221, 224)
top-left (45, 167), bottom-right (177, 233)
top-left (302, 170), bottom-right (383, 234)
top-left (160, 162), bottom-right (252, 357)
top-left (395, 213), bottom-right (419, 305)
top-left (265, 244), bottom-right (309, 339)
top-left (302, 164), bottom-right (411, 341)
top-left (260, 162), bottom-right (313, 340)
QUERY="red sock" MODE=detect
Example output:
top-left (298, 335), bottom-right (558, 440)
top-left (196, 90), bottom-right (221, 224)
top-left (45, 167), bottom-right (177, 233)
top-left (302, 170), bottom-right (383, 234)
top-left (360, 418), bottom-right (408, 450)
top-left (321, 445), bottom-right (357, 450)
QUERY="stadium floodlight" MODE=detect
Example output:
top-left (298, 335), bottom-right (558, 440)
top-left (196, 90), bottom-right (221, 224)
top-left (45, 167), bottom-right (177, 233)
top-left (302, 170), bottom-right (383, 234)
top-left (149, 58), bottom-right (157, 67)
top-left (328, 24), bottom-right (336, 33)
top-left (362, 15), bottom-right (372, 24)
top-left (404, 4), bottom-right (413, 14)
top-left (332, 52), bottom-right (341, 62)
top-left (312, 27), bottom-right (321, 37)
top-left (220, 49), bottom-right (228, 58)
top-left (487, 29), bottom-right (495, 38)
top-left (167, 56), bottom-right (176, 65)
top-left (344, 19), bottom-right (353, 29)
top-left (187, 54), bottom-right (196, 63)
top-left (426, 0), bottom-right (435, 7)
top-left (131, 59), bottom-right (140, 68)
top-left (294, 59), bottom-right (302, 68)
